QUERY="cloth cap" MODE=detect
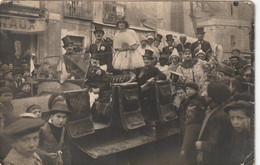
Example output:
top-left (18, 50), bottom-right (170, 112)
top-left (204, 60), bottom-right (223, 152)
top-left (4, 116), bottom-right (45, 137)
top-left (196, 27), bottom-right (205, 34)
top-left (166, 34), bottom-right (174, 41)
top-left (0, 87), bottom-right (13, 95)
top-left (48, 94), bottom-right (71, 115)
top-left (20, 81), bottom-right (31, 88)
top-left (26, 104), bottom-right (41, 113)
top-left (224, 100), bottom-right (253, 117)
top-left (62, 35), bottom-right (73, 48)
top-left (183, 48), bottom-right (191, 53)
top-left (217, 64), bottom-right (234, 76)
top-left (3, 69), bottom-right (13, 76)
top-left (185, 82), bottom-right (199, 91)
top-left (231, 49), bottom-right (241, 54)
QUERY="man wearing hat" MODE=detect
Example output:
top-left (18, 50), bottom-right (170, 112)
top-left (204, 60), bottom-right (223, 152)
top-left (176, 34), bottom-right (191, 58)
top-left (229, 49), bottom-right (249, 75)
top-left (37, 94), bottom-right (71, 165)
top-left (3, 116), bottom-right (45, 165)
top-left (134, 49), bottom-right (166, 120)
top-left (62, 35), bottom-right (74, 55)
top-left (85, 54), bottom-right (111, 104)
top-left (86, 25), bottom-right (113, 73)
top-left (224, 100), bottom-right (254, 165)
top-left (190, 27), bottom-right (212, 61)
top-left (162, 34), bottom-right (176, 58)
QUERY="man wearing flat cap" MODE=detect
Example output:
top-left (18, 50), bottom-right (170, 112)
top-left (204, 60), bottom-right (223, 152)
top-left (37, 94), bottom-right (72, 165)
top-left (190, 27), bottom-right (212, 61)
top-left (3, 116), bottom-right (45, 165)
top-left (86, 25), bottom-right (113, 73)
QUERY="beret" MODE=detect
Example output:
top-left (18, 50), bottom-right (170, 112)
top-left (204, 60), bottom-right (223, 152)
top-left (0, 87), bottom-right (13, 95)
top-left (224, 100), bottom-right (253, 117)
top-left (185, 82), bottom-right (199, 91)
top-left (4, 116), bottom-right (45, 137)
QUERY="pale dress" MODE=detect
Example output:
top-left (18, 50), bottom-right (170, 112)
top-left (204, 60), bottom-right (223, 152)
top-left (112, 29), bottom-right (145, 70)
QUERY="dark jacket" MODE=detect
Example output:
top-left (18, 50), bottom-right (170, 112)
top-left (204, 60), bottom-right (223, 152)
top-left (87, 41), bottom-right (113, 72)
top-left (85, 66), bottom-right (111, 102)
top-left (37, 123), bottom-right (71, 165)
top-left (198, 105), bottom-right (233, 165)
top-left (182, 117), bottom-right (203, 165)
top-left (230, 127), bottom-right (254, 165)
top-left (190, 40), bottom-right (212, 60)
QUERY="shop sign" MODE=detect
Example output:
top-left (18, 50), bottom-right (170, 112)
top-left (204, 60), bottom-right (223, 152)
top-left (0, 15), bottom-right (45, 33)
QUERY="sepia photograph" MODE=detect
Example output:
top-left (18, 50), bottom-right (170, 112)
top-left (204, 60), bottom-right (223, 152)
top-left (0, 1), bottom-right (255, 165)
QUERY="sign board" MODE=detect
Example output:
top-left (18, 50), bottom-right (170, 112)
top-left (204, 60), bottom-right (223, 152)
top-left (0, 15), bottom-right (45, 33)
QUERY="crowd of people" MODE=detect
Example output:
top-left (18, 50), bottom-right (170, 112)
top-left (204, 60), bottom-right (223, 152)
top-left (0, 16), bottom-right (254, 165)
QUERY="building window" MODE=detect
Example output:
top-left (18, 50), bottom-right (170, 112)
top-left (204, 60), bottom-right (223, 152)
top-left (64, 1), bottom-right (93, 20)
top-left (103, 2), bottom-right (125, 24)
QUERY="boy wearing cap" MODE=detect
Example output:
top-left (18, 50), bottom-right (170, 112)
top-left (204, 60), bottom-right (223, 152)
top-left (86, 26), bottom-right (113, 73)
top-left (229, 49), bottom-right (249, 75)
top-left (37, 94), bottom-right (71, 165)
top-left (26, 104), bottom-right (42, 118)
top-left (15, 82), bottom-right (32, 99)
top-left (224, 100), bottom-right (254, 165)
top-left (3, 116), bottom-right (45, 165)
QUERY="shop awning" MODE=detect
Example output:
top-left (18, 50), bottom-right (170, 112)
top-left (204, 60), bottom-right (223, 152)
top-left (0, 14), bottom-right (45, 34)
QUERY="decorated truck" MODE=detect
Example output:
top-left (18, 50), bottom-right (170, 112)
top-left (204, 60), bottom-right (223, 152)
top-left (11, 53), bottom-right (180, 164)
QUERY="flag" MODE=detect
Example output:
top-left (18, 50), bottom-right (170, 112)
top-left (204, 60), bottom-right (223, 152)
top-left (57, 55), bottom-right (69, 84)
top-left (30, 57), bottom-right (35, 76)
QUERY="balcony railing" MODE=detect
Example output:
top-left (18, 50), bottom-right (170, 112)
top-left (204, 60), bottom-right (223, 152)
top-left (103, 2), bottom-right (125, 24)
top-left (64, 1), bottom-right (92, 20)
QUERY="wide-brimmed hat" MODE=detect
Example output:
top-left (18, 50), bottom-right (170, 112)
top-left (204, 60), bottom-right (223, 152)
top-left (196, 27), bottom-right (205, 34)
top-left (155, 34), bottom-right (163, 42)
top-left (48, 94), bottom-right (71, 115)
top-left (143, 49), bottom-right (154, 59)
top-left (94, 25), bottom-right (104, 35)
top-left (62, 35), bottom-right (73, 48)
top-left (166, 34), bottom-right (174, 41)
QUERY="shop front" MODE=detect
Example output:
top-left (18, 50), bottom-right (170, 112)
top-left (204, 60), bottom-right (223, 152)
top-left (0, 15), bottom-right (45, 67)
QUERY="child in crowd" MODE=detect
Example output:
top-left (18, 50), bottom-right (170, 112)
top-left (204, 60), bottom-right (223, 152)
top-left (3, 116), bottom-right (45, 165)
top-left (15, 82), bottom-right (32, 99)
top-left (180, 100), bottom-right (205, 165)
top-left (224, 100), bottom-right (254, 165)
top-left (26, 104), bottom-right (42, 118)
